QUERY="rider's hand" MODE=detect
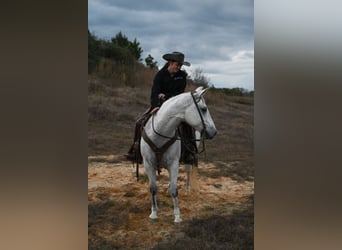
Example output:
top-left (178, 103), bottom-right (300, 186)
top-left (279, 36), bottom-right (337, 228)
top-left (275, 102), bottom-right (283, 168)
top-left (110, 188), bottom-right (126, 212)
top-left (150, 107), bottom-right (160, 114)
top-left (158, 93), bottom-right (166, 100)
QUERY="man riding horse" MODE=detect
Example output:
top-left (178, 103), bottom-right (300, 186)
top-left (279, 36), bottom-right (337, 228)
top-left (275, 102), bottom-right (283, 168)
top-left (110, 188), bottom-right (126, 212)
top-left (125, 51), bottom-right (197, 165)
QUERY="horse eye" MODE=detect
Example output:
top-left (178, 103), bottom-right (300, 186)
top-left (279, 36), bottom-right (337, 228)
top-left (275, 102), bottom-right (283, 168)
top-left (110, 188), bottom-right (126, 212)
top-left (201, 106), bottom-right (207, 112)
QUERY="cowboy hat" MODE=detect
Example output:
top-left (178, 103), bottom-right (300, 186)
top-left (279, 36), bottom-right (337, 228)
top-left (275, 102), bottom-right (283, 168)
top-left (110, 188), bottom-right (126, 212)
top-left (162, 51), bottom-right (190, 66)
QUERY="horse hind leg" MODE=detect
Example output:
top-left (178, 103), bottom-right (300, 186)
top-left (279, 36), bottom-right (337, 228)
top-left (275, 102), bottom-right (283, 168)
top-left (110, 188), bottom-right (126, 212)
top-left (187, 163), bottom-right (200, 193)
top-left (185, 164), bottom-right (192, 192)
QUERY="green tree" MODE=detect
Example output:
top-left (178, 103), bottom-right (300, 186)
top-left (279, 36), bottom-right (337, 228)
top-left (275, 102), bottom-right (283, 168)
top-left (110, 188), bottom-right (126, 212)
top-left (111, 31), bottom-right (129, 48)
top-left (128, 38), bottom-right (143, 61)
top-left (145, 54), bottom-right (158, 69)
top-left (111, 32), bottom-right (143, 61)
top-left (88, 30), bottom-right (102, 73)
top-left (88, 30), bottom-right (145, 78)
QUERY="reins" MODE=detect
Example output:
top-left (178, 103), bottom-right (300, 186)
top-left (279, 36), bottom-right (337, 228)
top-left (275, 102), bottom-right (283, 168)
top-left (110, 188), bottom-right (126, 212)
top-left (151, 91), bottom-right (207, 154)
top-left (142, 128), bottom-right (178, 175)
top-left (151, 114), bottom-right (180, 140)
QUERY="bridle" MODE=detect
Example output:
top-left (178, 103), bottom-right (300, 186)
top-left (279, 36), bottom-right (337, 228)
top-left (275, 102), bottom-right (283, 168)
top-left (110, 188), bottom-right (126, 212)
top-left (151, 91), bottom-right (207, 153)
top-left (190, 91), bottom-right (207, 155)
top-left (190, 91), bottom-right (207, 137)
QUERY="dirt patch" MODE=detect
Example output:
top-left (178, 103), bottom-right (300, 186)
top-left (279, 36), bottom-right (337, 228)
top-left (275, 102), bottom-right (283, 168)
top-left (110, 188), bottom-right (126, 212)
top-left (88, 155), bottom-right (254, 249)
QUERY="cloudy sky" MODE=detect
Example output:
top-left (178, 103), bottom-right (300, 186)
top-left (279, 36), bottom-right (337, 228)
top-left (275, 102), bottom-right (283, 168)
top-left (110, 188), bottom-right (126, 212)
top-left (88, 0), bottom-right (254, 90)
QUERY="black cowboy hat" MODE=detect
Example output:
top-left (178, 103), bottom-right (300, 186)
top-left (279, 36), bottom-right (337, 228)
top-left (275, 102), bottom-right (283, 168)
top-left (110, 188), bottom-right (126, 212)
top-left (162, 51), bottom-right (190, 66)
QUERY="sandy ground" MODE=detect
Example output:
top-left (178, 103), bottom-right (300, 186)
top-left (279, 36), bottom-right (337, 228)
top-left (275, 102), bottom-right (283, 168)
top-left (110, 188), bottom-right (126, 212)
top-left (88, 154), bottom-right (254, 249)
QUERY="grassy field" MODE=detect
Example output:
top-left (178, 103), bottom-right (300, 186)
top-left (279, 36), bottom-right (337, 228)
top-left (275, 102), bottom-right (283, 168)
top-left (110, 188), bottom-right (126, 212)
top-left (88, 74), bottom-right (254, 249)
top-left (88, 75), bottom-right (254, 181)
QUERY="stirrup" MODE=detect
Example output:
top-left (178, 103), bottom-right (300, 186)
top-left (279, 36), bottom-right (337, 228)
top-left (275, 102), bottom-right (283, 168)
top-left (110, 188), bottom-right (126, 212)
top-left (133, 141), bottom-right (139, 150)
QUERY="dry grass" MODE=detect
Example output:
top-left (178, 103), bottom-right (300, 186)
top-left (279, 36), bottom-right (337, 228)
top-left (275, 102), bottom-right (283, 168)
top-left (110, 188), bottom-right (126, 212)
top-left (88, 74), bottom-right (254, 249)
top-left (88, 159), bottom-right (254, 250)
top-left (152, 195), bottom-right (254, 250)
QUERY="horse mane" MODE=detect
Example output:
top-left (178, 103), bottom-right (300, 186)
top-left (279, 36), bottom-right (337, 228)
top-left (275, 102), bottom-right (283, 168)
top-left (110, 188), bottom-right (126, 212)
top-left (158, 92), bottom-right (192, 115)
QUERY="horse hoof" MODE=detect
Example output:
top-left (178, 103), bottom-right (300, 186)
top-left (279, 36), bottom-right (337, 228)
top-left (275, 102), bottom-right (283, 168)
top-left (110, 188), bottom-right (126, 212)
top-left (174, 217), bottom-right (182, 223)
top-left (149, 214), bottom-right (158, 220)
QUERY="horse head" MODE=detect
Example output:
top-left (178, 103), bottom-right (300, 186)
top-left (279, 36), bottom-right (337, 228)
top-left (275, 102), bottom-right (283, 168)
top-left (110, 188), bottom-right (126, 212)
top-left (184, 87), bottom-right (217, 139)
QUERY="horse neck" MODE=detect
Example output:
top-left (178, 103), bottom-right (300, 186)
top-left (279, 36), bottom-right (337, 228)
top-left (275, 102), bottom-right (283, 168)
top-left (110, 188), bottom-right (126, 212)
top-left (151, 112), bottom-right (181, 137)
top-left (155, 94), bottom-right (190, 132)
top-left (145, 96), bottom-right (188, 142)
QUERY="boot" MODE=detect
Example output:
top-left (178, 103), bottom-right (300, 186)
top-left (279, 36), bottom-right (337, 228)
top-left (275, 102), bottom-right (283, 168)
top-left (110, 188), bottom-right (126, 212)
top-left (125, 141), bottom-right (142, 163)
top-left (125, 110), bottom-right (151, 163)
top-left (125, 144), bottom-right (136, 161)
top-left (183, 153), bottom-right (195, 164)
top-left (181, 140), bottom-right (198, 165)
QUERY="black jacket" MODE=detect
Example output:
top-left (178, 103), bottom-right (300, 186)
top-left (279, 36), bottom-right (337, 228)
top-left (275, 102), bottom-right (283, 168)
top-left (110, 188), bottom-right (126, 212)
top-left (150, 67), bottom-right (187, 108)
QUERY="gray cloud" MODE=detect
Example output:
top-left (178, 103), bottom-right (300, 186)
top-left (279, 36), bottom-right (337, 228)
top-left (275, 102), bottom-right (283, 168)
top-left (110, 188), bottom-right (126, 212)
top-left (88, 0), bottom-right (254, 90)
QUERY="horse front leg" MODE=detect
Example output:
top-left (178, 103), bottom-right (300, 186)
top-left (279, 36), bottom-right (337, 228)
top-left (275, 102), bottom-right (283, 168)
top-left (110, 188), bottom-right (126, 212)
top-left (145, 165), bottom-right (158, 220)
top-left (168, 163), bottom-right (182, 223)
top-left (149, 182), bottom-right (158, 220)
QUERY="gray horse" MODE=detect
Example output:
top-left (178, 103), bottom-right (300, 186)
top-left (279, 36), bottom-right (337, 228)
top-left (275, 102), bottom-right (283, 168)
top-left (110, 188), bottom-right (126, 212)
top-left (140, 87), bottom-right (217, 223)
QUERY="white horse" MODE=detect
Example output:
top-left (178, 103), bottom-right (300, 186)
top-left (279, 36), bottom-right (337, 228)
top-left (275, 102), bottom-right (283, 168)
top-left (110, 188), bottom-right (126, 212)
top-left (140, 86), bottom-right (217, 223)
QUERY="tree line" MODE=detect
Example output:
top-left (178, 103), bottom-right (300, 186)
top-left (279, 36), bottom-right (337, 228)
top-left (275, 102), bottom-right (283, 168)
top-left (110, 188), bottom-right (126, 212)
top-left (88, 30), bottom-right (253, 96)
top-left (88, 30), bottom-right (158, 73)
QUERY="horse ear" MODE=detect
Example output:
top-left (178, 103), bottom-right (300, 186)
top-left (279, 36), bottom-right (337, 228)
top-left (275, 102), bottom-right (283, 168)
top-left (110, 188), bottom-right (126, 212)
top-left (195, 86), bottom-right (208, 95)
top-left (193, 87), bottom-right (209, 100)
top-left (200, 88), bottom-right (209, 96)
top-left (195, 86), bottom-right (204, 92)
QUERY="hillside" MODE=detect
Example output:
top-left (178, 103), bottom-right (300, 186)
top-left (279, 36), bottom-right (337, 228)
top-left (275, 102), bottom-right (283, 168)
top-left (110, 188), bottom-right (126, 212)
top-left (88, 73), bottom-right (254, 249)
top-left (88, 73), bottom-right (254, 181)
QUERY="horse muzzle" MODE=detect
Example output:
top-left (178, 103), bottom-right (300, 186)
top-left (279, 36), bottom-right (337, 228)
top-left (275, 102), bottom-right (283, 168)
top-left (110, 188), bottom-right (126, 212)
top-left (204, 128), bottom-right (217, 139)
